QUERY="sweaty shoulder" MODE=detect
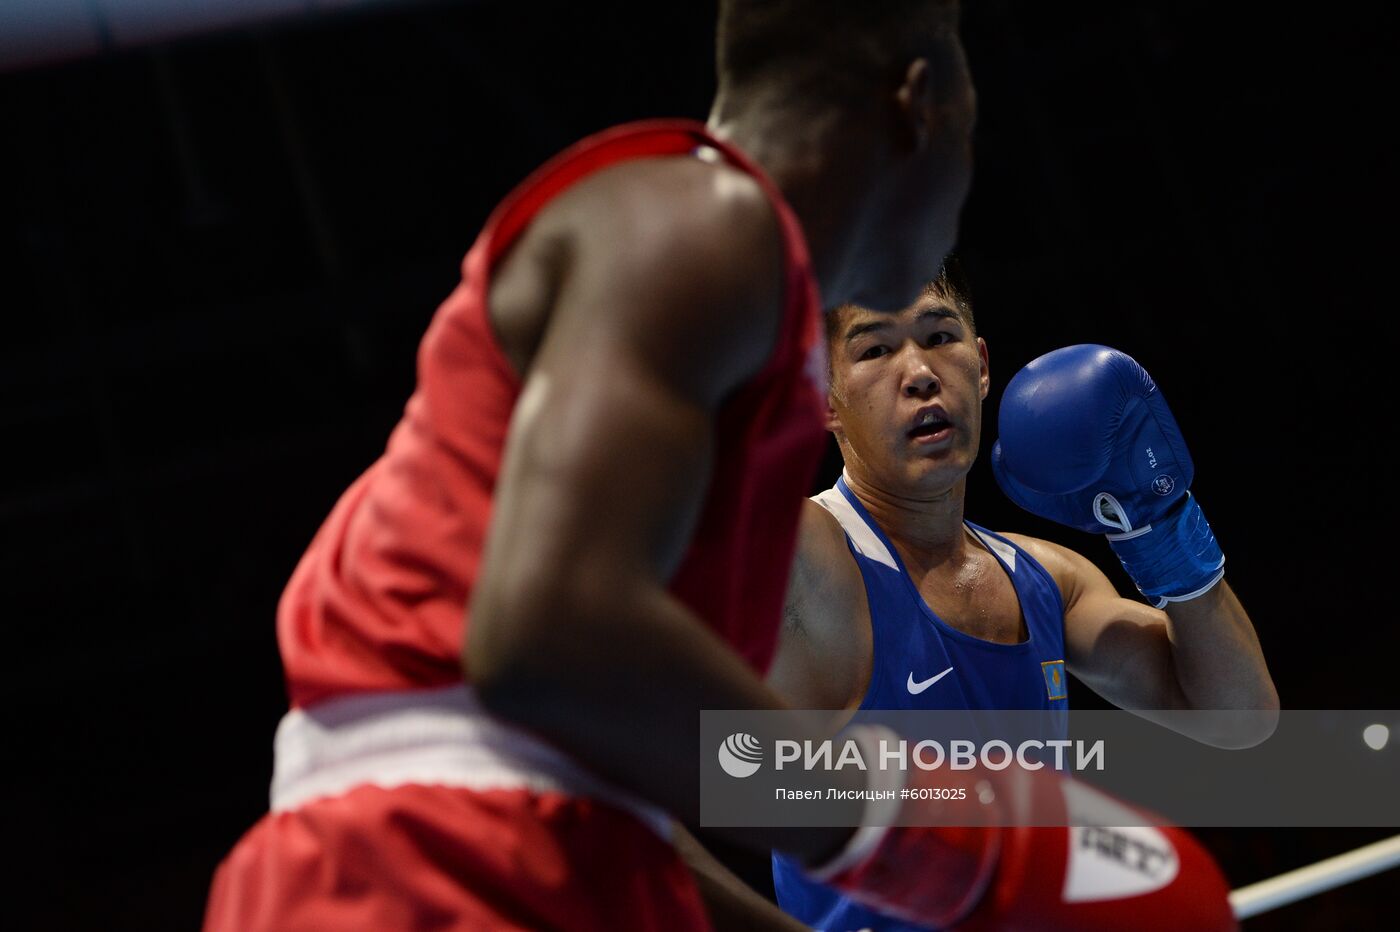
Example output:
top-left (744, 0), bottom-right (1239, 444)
top-left (996, 532), bottom-right (1084, 605)
top-left (541, 156), bottom-right (788, 402)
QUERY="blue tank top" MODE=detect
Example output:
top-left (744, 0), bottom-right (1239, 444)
top-left (772, 477), bottom-right (1070, 931)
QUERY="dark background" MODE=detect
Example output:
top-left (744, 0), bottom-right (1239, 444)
top-left (2, 0), bottom-right (1396, 928)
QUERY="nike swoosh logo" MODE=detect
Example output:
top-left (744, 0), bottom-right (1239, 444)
top-left (907, 667), bottom-right (954, 694)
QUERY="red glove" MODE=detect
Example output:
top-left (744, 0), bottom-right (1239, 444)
top-left (808, 726), bottom-right (1236, 931)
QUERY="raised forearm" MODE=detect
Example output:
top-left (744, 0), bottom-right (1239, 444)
top-left (1163, 580), bottom-right (1279, 742)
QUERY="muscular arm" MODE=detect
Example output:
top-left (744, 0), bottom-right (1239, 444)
top-left (465, 160), bottom-right (854, 860)
top-left (1009, 535), bottom-right (1279, 748)
top-left (766, 499), bottom-right (871, 712)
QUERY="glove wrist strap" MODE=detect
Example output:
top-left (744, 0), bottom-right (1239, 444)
top-left (1107, 493), bottom-right (1225, 608)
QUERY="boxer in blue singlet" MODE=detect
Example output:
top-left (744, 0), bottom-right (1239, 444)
top-left (766, 265), bottom-right (1279, 931)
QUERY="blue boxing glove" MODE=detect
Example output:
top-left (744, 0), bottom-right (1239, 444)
top-left (990, 345), bottom-right (1224, 607)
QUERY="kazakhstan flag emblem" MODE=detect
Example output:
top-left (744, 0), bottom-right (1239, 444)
top-left (1041, 660), bottom-right (1067, 700)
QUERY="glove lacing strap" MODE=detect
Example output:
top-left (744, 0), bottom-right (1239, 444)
top-left (1103, 493), bottom-right (1226, 608)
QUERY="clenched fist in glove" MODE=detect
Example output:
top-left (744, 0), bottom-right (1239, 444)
top-left (991, 345), bottom-right (1225, 607)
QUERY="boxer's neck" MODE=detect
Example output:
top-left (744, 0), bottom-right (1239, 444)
top-left (842, 469), bottom-right (972, 568)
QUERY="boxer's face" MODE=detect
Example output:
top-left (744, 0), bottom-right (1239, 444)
top-left (826, 292), bottom-right (988, 493)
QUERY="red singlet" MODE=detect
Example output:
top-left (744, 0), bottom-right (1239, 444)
top-left (206, 120), bottom-right (826, 932)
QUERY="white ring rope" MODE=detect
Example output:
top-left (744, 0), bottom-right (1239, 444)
top-left (1229, 833), bottom-right (1400, 920)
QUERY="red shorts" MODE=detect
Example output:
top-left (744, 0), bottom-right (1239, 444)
top-left (204, 686), bottom-right (710, 931)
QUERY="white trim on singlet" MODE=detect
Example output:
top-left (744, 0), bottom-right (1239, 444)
top-left (270, 684), bottom-right (671, 839)
top-left (814, 480), bottom-right (1019, 576)
top-left (967, 525), bottom-right (1018, 575)
top-left (811, 484), bottom-right (898, 570)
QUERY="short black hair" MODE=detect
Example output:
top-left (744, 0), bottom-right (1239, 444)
top-left (824, 257), bottom-right (975, 346)
top-left (716, 0), bottom-right (962, 109)
top-left (927, 254), bottom-right (975, 335)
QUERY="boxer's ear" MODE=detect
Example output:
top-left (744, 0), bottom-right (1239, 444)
top-left (894, 58), bottom-right (934, 152)
top-left (825, 392), bottom-right (844, 436)
top-left (895, 43), bottom-right (976, 156)
top-left (978, 337), bottom-right (990, 402)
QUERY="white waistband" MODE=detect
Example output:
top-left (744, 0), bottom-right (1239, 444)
top-left (270, 684), bottom-right (671, 839)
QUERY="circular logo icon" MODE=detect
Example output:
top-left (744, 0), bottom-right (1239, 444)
top-left (717, 733), bottom-right (764, 778)
top-left (1151, 475), bottom-right (1176, 496)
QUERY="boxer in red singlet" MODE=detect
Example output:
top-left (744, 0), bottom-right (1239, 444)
top-left (205, 3), bottom-right (980, 928)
